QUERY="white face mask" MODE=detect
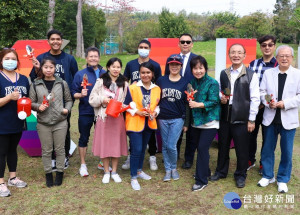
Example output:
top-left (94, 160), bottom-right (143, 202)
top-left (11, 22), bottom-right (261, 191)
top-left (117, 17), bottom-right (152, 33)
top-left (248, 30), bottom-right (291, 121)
top-left (2, 59), bottom-right (17, 71)
top-left (138, 49), bottom-right (150, 58)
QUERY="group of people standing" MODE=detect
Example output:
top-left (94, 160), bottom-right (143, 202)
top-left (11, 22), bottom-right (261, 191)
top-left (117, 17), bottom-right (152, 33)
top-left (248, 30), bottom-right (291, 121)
top-left (0, 30), bottom-right (299, 196)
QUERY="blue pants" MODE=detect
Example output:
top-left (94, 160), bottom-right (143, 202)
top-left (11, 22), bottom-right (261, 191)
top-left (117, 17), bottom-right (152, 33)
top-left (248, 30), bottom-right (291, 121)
top-left (190, 127), bottom-right (217, 185)
top-left (159, 118), bottom-right (184, 172)
top-left (262, 123), bottom-right (295, 183)
top-left (78, 115), bottom-right (94, 147)
top-left (128, 126), bottom-right (153, 179)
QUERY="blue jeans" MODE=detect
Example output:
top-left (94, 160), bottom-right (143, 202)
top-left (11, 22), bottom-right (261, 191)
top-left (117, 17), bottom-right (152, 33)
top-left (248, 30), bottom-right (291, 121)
top-left (262, 123), bottom-right (295, 183)
top-left (78, 115), bottom-right (94, 147)
top-left (159, 118), bottom-right (184, 171)
top-left (128, 126), bottom-right (153, 179)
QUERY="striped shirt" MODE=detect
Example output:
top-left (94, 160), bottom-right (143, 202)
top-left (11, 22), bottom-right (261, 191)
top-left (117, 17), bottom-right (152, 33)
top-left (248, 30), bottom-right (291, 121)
top-left (249, 57), bottom-right (277, 85)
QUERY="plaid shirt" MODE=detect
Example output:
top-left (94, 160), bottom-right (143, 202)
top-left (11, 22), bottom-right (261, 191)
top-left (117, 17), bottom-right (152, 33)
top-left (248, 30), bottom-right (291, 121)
top-left (249, 57), bottom-right (277, 85)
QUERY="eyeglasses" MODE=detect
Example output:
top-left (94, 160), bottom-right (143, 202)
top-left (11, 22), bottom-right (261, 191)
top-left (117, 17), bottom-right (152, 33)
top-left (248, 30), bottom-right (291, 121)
top-left (277, 55), bottom-right (292, 59)
top-left (229, 52), bottom-right (245, 56)
top-left (2, 47), bottom-right (16, 50)
top-left (261, 43), bottom-right (275, 48)
top-left (180, 40), bottom-right (192, 45)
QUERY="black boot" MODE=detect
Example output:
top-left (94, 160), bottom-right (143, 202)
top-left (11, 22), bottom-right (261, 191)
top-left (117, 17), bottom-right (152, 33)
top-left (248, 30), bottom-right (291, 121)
top-left (46, 173), bottom-right (53, 187)
top-left (54, 172), bottom-right (64, 186)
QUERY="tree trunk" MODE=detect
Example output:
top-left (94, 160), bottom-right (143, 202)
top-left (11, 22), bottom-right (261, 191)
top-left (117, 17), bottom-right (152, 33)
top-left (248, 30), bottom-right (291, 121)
top-left (47, 0), bottom-right (55, 31)
top-left (118, 19), bottom-right (123, 53)
top-left (76, 0), bottom-right (85, 58)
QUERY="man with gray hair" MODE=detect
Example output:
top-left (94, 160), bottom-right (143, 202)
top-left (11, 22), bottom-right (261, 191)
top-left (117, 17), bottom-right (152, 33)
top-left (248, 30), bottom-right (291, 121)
top-left (258, 45), bottom-right (300, 193)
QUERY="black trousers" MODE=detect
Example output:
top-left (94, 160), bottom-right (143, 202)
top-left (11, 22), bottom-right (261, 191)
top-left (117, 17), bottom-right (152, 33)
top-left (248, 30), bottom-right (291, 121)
top-left (248, 107), bottom-right (264, 164)
top-left (147, 131), bottom-right (157, 156)
top-left (216, 121), bottom-right (250, 180)
top-left (0, 132), bottom-right (22, 178)
top-left (190, 127), bottom-right (217, 185)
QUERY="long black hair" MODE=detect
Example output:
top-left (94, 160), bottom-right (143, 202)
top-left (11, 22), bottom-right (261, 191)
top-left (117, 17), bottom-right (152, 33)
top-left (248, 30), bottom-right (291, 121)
top-left (101, 57), bottom-right (127, 89)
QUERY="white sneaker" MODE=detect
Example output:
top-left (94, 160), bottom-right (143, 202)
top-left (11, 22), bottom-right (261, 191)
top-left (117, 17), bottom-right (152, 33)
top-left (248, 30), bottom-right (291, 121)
top-left (111, 173), bottom-right (122, 183)
top-left (131, 179), bottom-right (140, 191)
top-left (257, 177), bottom-right (276, 187)
top-left (0, 183), bottom-right (11, 197)
top-left (79, 165), bottom-right (89, 177)
top-left (8, 177), bottom-right (27, 188)
top-left (137, 171), bottom-right (151, 180)
top-left (277, 182), bottom-right (288, 193)
top-left (122, 155), bottom-right (130, 170)
top-left (149, 156), bottom-right (158, 171)
top-left (102, 173), bottom-right (110, 184)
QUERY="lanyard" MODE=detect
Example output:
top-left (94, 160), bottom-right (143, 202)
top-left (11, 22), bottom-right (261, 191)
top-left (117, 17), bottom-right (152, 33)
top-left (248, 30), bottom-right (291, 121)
top-left (0, 70), bottom-right (18, 88)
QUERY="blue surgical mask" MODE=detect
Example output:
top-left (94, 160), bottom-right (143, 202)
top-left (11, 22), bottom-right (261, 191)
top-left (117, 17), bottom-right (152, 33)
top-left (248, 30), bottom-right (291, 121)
top-left (138, 49), bottom-right (150, 58)
top-left (2, 60), bottom-right (17, 71)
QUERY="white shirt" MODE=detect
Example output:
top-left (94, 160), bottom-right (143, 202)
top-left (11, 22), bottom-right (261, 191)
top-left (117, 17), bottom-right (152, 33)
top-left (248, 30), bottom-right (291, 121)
top-left (180, 52), bottom-right (190, 77)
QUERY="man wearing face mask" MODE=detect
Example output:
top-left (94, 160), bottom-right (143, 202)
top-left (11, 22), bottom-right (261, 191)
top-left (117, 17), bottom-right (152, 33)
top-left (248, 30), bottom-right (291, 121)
top-left (124, 40), bottom-right (161, 84)
top-left (123, 39), bottom-right (162, 171)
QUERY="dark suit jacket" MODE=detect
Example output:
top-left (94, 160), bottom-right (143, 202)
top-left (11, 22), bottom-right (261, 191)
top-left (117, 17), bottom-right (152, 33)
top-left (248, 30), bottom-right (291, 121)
top-left (165, 52), bottom-right (197, 82)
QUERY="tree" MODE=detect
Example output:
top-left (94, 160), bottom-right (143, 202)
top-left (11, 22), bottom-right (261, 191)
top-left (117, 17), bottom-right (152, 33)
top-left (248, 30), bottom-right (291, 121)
top-left (198, 12), bottom-right (239, 40)
top-left (273, 0), bottom-right (296, 43)
top-left (159, 8), bottom-right (190, 38)
top-left (100, 0), bottom-right (138, 53)
top-left (76, 0), bottom-right (84, 58)
top-left (0, 0), bottom-right (48, 47)
top-left (48, 0), bottom-right (56, 31)
top-left (123, 20), bottom-right (160, 53)
top-left (215, 24), bottom-right (237, 38)
top-left (236, 12), bottom-right (273, 38)
top-left (54, 0), bottom-right (106, 54)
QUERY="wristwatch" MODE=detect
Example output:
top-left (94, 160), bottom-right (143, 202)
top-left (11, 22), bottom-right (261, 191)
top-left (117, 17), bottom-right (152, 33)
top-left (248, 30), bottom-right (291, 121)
top-left (249, 120), bottom-right (255, 124)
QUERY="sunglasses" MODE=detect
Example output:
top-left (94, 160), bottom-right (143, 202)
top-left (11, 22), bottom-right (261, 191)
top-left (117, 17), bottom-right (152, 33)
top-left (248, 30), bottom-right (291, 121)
top-left (261, 43), bottom-right (275, 48)
top-left (180, 40), bottom-right (192, 45)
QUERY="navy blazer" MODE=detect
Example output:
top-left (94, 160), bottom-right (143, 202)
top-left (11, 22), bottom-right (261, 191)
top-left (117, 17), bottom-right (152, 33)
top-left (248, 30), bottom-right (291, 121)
top-left (164, 52), bottom-right (197, 82)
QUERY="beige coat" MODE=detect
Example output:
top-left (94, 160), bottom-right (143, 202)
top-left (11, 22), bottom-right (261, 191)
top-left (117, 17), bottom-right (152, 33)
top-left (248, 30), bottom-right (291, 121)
top-left (89, 78), bottom-right (128, 121)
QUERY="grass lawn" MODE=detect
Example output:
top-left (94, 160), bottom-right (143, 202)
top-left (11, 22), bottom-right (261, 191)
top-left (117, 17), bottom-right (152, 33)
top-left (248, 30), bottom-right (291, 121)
top-left (1, 41), bottom-right (299, 214)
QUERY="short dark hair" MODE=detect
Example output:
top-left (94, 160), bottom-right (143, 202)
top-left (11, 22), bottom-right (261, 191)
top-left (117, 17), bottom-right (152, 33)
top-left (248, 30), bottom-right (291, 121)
top-left (37, 56), bottom-right (56, 79)
top-left (138, 39), bottom-right (151, 48)
top-left (0, 48), bottom-right (20, 70)
top-left (139, 61), bottom-right (155, 82)
top-left (85, 47), bottom-right (100, 58)
top-left (47, 29), bottom-right (63, 40)
top-left (179, 33), bottom-right (193, 41)
top-left (228, 43), bottom-right (246, 54)
top-left (190, 55), bottom-right (208, 73)
top-left (258, 35), bottom-right (276, 44)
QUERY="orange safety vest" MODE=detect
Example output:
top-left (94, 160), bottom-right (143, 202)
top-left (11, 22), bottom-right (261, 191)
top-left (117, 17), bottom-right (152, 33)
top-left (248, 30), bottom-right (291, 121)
top-left (126, 84), bottom-right (161, 132)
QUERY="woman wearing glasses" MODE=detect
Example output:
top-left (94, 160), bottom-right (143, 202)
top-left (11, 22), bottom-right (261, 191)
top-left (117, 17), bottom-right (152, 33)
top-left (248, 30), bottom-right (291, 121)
top-left (0, 48), bottom-right (30, 197)
top-left (156, 54), bottom-right (189, 182)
